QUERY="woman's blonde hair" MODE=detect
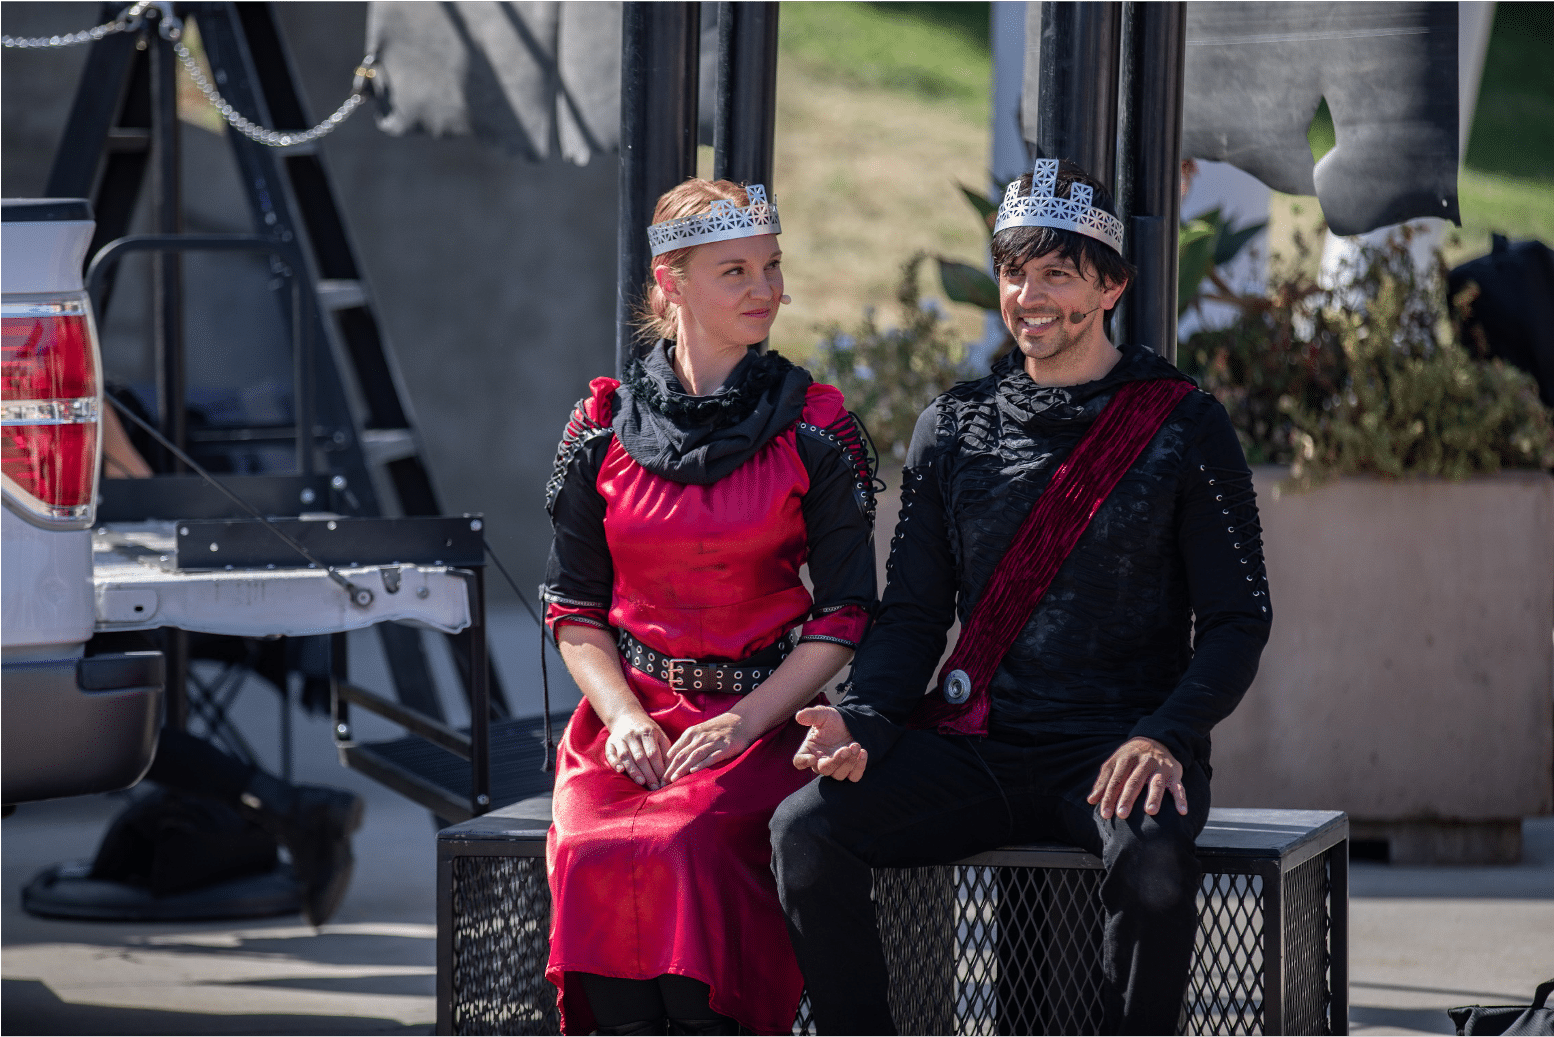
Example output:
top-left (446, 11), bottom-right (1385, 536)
top-left (632, 179), bottom-right (753, 345)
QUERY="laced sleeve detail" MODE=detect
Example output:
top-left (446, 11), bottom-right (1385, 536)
top-left (795, 410), bottom-right (883, 522)
top-left (1198, 462), bottom-right (1269, 615)
top-left (545, 389), bottom-right (616, 516)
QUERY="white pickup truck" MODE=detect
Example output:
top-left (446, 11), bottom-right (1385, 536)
top-left (4, 199), bottom-right (483, 825)
top-left (2, 198), bottom-right (163, 807)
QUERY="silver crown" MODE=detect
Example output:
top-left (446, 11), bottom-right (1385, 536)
top-left (994, 159), bottom-right (1125, 254)
top-left (646, 184), bottom-right (782, 257)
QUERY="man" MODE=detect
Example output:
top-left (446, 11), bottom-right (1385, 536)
top-left (770, 159), bottom-right (1271, 1034)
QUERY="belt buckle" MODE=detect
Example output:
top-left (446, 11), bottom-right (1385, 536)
top-left (665, 658), bottom-right (697, 690)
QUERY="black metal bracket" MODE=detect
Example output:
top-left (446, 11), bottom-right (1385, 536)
top-left (173, 515), bottom-right (485, 570)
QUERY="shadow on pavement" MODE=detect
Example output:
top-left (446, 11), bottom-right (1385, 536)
top-left (1348, 1002), bottom-right (1456, 1035)
top-left (2, 979), bottom-right (433, 1036)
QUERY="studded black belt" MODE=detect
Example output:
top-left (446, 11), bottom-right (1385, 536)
top-left (617, 628), bottom-right (797, 695)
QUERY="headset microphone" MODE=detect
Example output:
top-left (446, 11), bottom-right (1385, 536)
top-left (1067, 306), bottom-right (1102, 325)
top-left (780, 294), bottom-right (792, 304)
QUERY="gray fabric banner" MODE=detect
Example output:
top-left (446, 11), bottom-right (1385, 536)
top-left (365, 2), bottom-right (719, 166)
top-left (1181, 2), bottom-right (1459, 235)
top-left (366, 1), bottom-right (622, 165)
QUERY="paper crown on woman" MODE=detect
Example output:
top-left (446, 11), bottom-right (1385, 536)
top-left (647, 184), bottom-right (782, 257)
top-left (993, 159), bottom-right (1126, 255)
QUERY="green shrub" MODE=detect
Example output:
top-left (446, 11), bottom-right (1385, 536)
top-left (810, 253), bottom-right (966, 458)
top-left (1179, 228), bottom-right (1554, 485)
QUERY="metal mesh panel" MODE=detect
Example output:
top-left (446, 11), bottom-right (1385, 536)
top-left (450, 855), bottom-right (559, 1035)
top-left (448, 849), bottom-right (1338, 1037)
top-left (1282, 854), bottom-right (1333, 1035)
top-left (1184, 871), bottom-right (1265, 1035)
top-left (877, 867), bottom-right (959, 1034)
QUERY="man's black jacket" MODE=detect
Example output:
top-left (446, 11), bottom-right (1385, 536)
top-left (837, 345), bottom-right (1271, 775)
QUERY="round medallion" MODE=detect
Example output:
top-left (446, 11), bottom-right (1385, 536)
top-left (944, 669), bottom-right (972, 705)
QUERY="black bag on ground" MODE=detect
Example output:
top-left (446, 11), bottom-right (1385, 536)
top-left (1449, 980), bottom-right (1554, 1036)
top-left (90, 787), bottom-right (279, 897)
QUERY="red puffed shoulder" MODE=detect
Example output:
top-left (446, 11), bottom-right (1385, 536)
top-left (801, 381), bottom-right (848, 428)
top-left (584, 377), bottom-right (620, 426)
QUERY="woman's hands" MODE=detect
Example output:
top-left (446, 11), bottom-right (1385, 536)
top-left (605, 708), bottom-right (673, 790)
top-left (558, 626), bottom-right (856, 792)
top-left (663, 712), bottom-right (754, 783)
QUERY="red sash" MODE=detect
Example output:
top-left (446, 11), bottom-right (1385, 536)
top-left (907, 377), bottom-right (1195, 736)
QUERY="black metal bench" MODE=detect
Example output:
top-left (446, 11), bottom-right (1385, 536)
top-left (436, 800), bottom-right (1348, 1035)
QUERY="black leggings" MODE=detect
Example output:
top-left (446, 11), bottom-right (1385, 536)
top-left (576, 973), bottom-right (728, 1028)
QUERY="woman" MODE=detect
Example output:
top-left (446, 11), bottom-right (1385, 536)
top-left (541, 179), bottom-right (878, 1035)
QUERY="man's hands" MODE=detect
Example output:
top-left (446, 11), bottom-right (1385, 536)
top-left (792, 706), bottom-right (868, 781)
top-left (604, 710), bottom-right (673, 790)
top-left (1087, 736), bottom-right (1187, 820)
top-left (663, 712), bottom-right (753, 783)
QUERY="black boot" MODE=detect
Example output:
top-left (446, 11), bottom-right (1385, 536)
top-left (240, 771), bottom-right (364, 925)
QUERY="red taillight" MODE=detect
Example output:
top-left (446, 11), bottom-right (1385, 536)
top-left (1, 313), bottom-right (94, 400)
top-left (2, 422), bottom-right (98, 508)
top-left (1, 303), bottom-right (101, 524)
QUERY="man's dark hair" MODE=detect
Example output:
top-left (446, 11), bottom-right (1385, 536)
top-left (990, 159), bottom-right (1136, 291)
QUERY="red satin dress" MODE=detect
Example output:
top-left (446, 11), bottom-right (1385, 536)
top-left (544, 377), bottom-right (870, 1035)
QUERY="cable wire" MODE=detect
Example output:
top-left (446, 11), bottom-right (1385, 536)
top-left (480, 535), bottom-right (557, 772)
top-left (103, 394), bottom-right (373, 607)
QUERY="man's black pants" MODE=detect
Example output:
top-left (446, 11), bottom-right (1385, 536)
top-left (770, 729), bottom-right (1211, 1035)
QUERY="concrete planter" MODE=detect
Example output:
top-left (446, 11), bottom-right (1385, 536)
top-left (1211, 468), bottom-right (1554, 863)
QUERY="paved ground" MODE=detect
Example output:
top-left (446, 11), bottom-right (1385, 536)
top-left (3, 609), bottom-right (1550, 1034)
top-left (1346, 820), bottom-right (1554, 1035)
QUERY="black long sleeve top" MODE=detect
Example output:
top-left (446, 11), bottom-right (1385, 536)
top-left (837, 346), bottom-right (1271, 774)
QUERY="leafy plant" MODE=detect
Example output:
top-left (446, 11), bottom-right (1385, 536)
top-left (1177, 208), bottom-right (1268, 315)
top-left (1179, 226), bottom-right (1554, 483)
top-left (810, 253), bottom-right (967, 458)
top-left (1178, 225), bottom-right (1342, 464)
top-left (935, 182), bottom-right (1003, 313)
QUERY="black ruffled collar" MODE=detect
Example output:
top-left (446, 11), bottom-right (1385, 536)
top-left (612, 341), bottom-right (813, 485)
top-left (623, 342), bottom-right (797, 430)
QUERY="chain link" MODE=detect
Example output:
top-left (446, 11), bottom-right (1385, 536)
top-left (171, 32), bottom-right (373, 148)
top-left (3, 1), bottom-right (373, 149)
top-left (1, 0), bottom-right (151, 49)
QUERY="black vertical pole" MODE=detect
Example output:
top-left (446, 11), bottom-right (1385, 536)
top-left (148, 8), bottom-right (190, 733)
top-left (468, 567), bottom-right (490, 817)
top-left (1031, 2), bottom-right (1122, 191)
top-left (712, 1), bottom-right (779, 188)
top-left (1117, 1), bottom-right (1186, 361)
top-left (149, 8), bottom-right (186, 471)
top-left (616, 3), bottom-right (701, 378)
top-left (330, 630), bottom-right (351, 741)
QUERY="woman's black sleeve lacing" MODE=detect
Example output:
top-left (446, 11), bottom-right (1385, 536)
top-left (545, 397), bottom-right (613, 515)
top-left (795, 411), bottom-right (883, 522)
top-left (1200, 462), bottom-right (1269, 613)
